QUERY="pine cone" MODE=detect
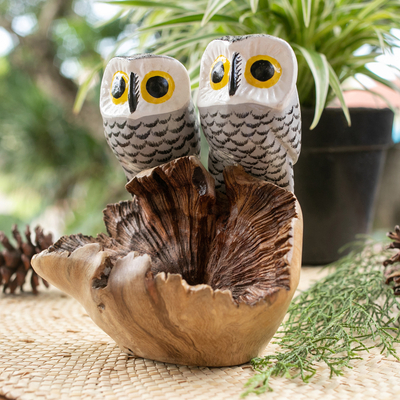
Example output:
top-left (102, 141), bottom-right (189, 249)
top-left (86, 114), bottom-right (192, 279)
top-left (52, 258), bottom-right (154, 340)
top-left (0, 225), bottom-right (53, 294)
top-left (383, 225), bottom-right (400, 295)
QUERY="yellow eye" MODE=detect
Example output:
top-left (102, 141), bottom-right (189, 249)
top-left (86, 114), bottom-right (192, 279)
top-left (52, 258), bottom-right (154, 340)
top-left (110, 71), bottom-right (129, 104)
top-left (209, 55), bottom-right (230, 90)
top-left (244, 55), bottom-right (282, 89)
top-left (141, 71), bottom-right (175, 104)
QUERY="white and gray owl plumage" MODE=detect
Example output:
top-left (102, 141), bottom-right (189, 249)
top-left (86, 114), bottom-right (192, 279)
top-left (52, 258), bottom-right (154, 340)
top-left (197, 35), bottom-right (301, 192)
top-left (100, 54), bottom-right (200, 181)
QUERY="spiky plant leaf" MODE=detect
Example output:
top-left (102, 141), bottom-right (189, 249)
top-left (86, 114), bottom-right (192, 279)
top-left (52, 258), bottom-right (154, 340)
top-left (249, 0), bottom-right (259, 14)
top-left (294, 45), bottom-right (329, 129)
top-left (99, 0), bottom-right (192, 10)
top-left (328, 64), bottom-right (351, 126)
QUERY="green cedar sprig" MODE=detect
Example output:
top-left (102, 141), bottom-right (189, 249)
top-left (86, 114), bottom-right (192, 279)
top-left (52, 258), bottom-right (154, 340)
top-left (242, 240), bottom-right (400, 397)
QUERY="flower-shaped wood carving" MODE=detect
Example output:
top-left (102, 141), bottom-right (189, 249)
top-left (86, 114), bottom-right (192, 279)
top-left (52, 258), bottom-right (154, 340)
top-left (32, 156), bottom-right (302, 367)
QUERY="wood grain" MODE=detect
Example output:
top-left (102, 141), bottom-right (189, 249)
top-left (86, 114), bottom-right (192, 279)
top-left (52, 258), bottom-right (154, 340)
top-left (32, 156), bottom-right (303, 366)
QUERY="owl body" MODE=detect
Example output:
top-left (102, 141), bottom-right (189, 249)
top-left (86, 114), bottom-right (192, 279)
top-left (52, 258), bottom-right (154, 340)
top-left (100, 54), bottom-right (200, 181)
top-left (103, 102), bottom-right (199, 179)
top-left (198, 35), bottom-right (301, 192)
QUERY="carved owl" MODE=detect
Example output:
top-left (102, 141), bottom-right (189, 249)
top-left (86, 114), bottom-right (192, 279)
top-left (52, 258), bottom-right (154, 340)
top-left (197, 35), bottom-right (301, 192)
top-left (100, 54), bottom-right (201, 180)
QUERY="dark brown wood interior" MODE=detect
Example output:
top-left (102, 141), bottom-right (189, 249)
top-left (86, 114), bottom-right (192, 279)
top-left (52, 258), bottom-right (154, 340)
top-left (49, 156), bottom-right (297, 305)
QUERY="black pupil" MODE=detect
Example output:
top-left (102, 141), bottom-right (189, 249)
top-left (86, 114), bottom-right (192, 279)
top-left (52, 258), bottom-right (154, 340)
top-left (146, 76), bottom-right (169, 98)
top-left (211, 61), bottom-right (224, 84)
top-left (250, 60), bottom-right (275, 82)
top-left (111, 75), bottom-right (126, 99)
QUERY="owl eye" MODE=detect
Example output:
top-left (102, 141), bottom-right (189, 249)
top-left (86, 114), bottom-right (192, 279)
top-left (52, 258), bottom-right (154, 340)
top-left (141, 71), bottom-right (175, 104)
top-left (211, 62), bottom-right (224, 83)
top-left (146, 76), bottom-right (168, 98)
top-left (110, 71), bottom-right (129, 105)
top-left (245, 55), bottom-right (282, 89)
top-left (250, 60), bottom-right (275, 81)
top-left (209, 55), bottom-right (230, 90)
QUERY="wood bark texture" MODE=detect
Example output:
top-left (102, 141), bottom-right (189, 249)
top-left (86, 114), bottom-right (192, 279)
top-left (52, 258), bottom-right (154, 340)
top-left (32, 156), bottom-right (303, 367)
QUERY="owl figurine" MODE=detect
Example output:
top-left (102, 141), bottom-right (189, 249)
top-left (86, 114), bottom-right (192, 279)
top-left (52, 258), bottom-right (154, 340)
top-left (197, 35), bottom-right (301, 192)
top-left (100, 54), bottom-right (201, 181)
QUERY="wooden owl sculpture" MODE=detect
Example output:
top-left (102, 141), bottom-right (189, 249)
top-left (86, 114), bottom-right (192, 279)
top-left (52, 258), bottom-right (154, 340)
top-left (100, 54), bottom-right (201, 180)
top-left (197, 35), bottom-right (301, 192)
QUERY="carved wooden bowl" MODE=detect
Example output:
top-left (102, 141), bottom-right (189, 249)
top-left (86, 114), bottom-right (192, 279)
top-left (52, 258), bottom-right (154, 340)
top-left (32, 156), bottom-right (302, 367)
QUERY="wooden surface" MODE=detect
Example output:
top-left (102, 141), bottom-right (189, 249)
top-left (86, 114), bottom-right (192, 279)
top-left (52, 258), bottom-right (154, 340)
top-left (32, 156), bottom-right (303, 367)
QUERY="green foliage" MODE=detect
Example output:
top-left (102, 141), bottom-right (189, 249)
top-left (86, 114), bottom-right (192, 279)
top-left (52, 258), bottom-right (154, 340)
top-left (50, 12), bottom-right (123, 71)
top-left (293, 44), bottom-right (331, 129)
top-left (82, 0), bottom-right (400, 128)
top-left (0, 73), bottom-right (98, 182)
top-left (242, 241), bottom-right (400, 396)
top-left (0, 67), bottom-right (127, 235)
top-left (0, 0), bottom-right (130, 236)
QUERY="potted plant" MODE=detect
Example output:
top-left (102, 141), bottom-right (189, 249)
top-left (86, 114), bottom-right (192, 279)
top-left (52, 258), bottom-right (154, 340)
top-left (78, 0), bottom-right (400, 264)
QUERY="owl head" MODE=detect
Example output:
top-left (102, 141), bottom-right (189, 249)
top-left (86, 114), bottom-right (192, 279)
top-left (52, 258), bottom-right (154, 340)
top-left (197, 35), bottom-right (298, 111)
top-left (100, 54), bottom-right (191, 120)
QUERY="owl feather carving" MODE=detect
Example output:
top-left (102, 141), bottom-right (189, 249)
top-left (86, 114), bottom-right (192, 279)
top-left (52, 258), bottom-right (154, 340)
top-left (100, 54), bottom-right (201, 180)
top-left (197, 35), bottom-right (301, 192)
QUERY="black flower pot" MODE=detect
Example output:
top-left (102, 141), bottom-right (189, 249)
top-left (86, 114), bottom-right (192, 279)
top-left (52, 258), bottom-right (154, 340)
top-left (294, 107), bottom-right (394, 265)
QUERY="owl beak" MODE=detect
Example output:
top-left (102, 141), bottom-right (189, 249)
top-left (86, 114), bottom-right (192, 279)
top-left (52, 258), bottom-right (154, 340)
top-left (229, 52), bottom-right (241, 96)
top-left (128, 72), bottom-right (138, 113)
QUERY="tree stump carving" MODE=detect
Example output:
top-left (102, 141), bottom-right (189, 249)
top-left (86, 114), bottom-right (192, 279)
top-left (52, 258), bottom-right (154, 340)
top-left (32, 156), bottom-right (302, 366)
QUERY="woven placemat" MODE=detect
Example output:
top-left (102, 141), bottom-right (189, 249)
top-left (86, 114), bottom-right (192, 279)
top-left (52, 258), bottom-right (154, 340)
top-left (1, 267), bottom-right (399, 400)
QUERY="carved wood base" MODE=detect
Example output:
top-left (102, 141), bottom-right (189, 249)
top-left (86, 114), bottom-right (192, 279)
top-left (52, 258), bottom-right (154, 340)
top-left (32, 156), bottom-right (302, 367)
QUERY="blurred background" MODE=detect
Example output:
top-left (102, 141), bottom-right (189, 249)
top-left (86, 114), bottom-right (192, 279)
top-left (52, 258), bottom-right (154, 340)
top-left (0, 0), bottom-right (399, 241)
top-left (0, 0), bottom-right (131, 239)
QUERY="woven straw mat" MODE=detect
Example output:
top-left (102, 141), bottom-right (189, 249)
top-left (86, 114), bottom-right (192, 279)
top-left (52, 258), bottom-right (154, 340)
top-left (1, 267), bottom-right (400, 400)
